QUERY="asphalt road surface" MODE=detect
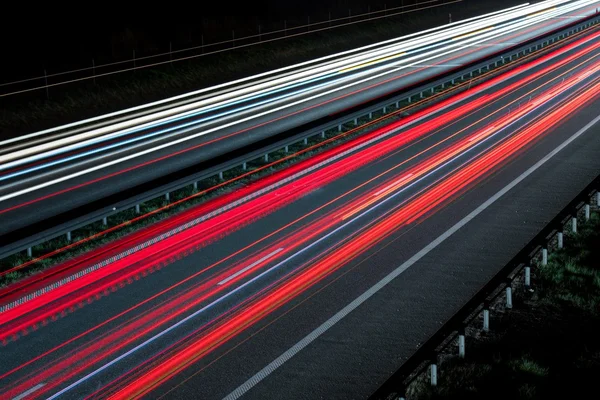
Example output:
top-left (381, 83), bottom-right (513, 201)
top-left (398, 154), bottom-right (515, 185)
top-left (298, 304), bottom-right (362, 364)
top-left (1, 22), bottom-right (600, 400)
top-left (1, 0), bottom-right (597, 239)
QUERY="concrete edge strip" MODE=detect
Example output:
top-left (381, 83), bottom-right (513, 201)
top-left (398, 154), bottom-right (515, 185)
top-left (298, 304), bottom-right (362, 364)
top-left (222, 113), bottom-right (600, 400)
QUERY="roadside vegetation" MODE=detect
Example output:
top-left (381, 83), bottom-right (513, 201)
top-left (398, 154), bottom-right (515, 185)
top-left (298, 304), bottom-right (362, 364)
top-left (408, 211), bottom-right (600, 399)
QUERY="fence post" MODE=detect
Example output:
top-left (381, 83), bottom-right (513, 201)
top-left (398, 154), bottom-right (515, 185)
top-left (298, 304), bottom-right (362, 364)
top-left (430, 353), bottom-right (438, 386)
top-left (542, 247), bottom-right (548, 266)
top-left (458, 325), bottom-right (466, 358)
top-left (572, 215), bottom-right (578, 233)
top-left (505, 279), bottom-right (513, 309)
top-left (44, 68), bottom-right (49, 99)
top-left (165, 192), bottom-right (170, 202)
top-left (102, 217), bottom-right (108, 226)
top-left (66, 231), bottom-right (72, 242)
top-left (585, 203), bottom-right (590, 221)
top-left (135, 204), bottom-right (141, 214)
top-left (27, 247), bottom-right (32, 258)
top-left (482, 301), bottom-right (490, 332)
top-left (524, 264), bottom-right (531, 288)
top-left (557, 230), bottom-right (564, 249)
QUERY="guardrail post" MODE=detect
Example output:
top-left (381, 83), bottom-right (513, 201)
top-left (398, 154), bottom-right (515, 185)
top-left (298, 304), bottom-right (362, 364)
top-left (430, 354), bottom-right (438, 386)
top-left (338, 124), bottom-right (342, 132)
top-left (524, 264), bottom-right (531, 288)
top-left (597, 191), bottom-right (600, 207)
top-left (354, 117), bottom-right (358, 125)
top-left (27, 247), bottom-right (32, 258)
top-left (264, 154), bottom-right (269, 162)
top-left (458, 325), bottom-right (466, 358)
top-left (482, 301), bottom-right (490, 332)
top-left (219, 171), bottom-right (224, 180)
top-left (193, 182), bottom-right (198, 191)
top-left (165, 192), bottom-right (170, 202)
top-left (505, 279), bottom-right (513, 309)
top-left (585, 203), bottom-right (590, 221)
top-left (572, 215), bottom-right (577, 234)
top-left (368, 112), bottom-right (373, 119)
top-left (557, 230), bottom-right (564, 249)
top-left (242, 162), bottom-right (247, 170)
top-left (135, 204), bottom-right (141, 213)
top-left (303, 138), bottom-right (308, 145)
top-left (542, 247), bottom-right (548, 266)
top-left (102, 217), bottom-right (107, 226)
top-left (383, 106), bottom-right (387, 113)
top-left (66, 231), bottom-right (72, 242)
top-left (284, 145), bottom-right (289, 153)
top-left (321, 131), bottom-right (325, 138)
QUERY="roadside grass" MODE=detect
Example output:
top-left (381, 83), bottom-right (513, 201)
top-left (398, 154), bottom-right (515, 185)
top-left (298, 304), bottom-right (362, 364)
top-left (407, 212), bottom-right (600, 400)
top-left (0, 0), bottom-right (522, 138)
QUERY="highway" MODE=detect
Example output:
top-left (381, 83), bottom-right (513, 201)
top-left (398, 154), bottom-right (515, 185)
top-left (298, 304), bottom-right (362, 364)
top-left (1, 24), bottom-right (599, 399)
top-left (0, 0), bottom-right (598, 240)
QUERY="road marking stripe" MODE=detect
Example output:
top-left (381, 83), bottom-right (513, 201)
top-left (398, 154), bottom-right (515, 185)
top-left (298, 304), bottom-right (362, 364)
top-left (218, 248), bottom-right (284, 286)
top-left (222, 113), bottom-right (600, 400)
top-left (12, 383), bottom-right (45, 400)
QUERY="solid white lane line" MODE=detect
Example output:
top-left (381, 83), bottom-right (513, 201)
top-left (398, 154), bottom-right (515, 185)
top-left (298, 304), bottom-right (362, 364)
top-left (43, 68), bottom-right (584, 399)
top-left (218, 248), bottom-right (284, 286)
top-left (222, 113), bottom-right (600, 400)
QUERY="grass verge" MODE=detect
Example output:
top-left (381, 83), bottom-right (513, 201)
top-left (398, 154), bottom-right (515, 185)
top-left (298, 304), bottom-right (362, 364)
top-left (407, 211), bottom-right (600, 400)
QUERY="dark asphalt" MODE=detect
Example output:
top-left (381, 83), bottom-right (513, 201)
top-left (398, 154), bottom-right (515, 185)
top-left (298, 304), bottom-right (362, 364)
top-left (1, 6), bottom-right (595, 240)
top-left (1, 25), bottom-right (599, 400)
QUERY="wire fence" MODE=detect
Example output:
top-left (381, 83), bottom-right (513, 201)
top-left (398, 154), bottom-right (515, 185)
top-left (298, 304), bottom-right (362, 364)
top-left (0, 0), bottom-right (460, 98)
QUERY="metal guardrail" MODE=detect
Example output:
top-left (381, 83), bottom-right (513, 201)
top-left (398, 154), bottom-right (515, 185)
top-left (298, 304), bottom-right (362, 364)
top-left (368, 175), bottom-right (600, 399)
top-left (1, 11), bottom-right (598, 270)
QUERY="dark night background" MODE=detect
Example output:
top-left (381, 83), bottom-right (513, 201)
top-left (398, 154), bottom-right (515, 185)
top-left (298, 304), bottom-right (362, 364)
top-left (1, 1), bottom-right (510, 82)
